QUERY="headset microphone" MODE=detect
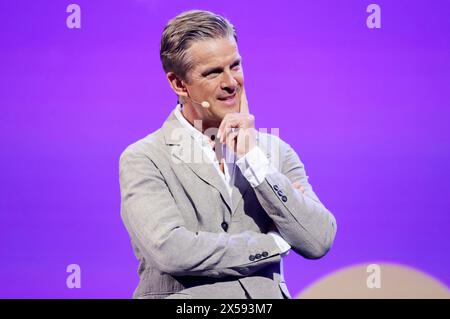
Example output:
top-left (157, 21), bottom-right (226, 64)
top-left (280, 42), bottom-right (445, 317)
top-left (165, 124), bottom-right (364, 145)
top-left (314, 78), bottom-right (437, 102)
top-left (200, 101), bottom-right (210, 108)
top-left (187, 96), bottom-right (210, 108)
top-left (184, 87), bottom-right (211, 108)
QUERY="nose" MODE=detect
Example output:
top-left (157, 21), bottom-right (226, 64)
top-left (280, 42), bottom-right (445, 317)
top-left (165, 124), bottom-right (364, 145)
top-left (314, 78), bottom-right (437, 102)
top-left (220, 71), bottom-right (238, 93)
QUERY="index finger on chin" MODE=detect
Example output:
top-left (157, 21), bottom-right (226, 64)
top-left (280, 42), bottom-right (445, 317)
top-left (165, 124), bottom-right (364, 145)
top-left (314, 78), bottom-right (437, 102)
top-left (239, 86), bottom-right (249, 114)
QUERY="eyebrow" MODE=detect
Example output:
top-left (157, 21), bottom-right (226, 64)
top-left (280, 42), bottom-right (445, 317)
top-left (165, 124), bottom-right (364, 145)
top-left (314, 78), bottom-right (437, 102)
top-left (201, 58), bottom-right (242, 77)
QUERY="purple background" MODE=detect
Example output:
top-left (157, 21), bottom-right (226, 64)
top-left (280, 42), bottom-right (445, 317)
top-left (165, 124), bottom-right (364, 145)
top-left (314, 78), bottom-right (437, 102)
top-left (1, 0), bottom-right (449, 298)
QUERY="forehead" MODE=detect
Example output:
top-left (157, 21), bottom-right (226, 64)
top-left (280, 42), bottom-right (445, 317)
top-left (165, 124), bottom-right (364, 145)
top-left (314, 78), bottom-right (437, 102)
top-left (187, 37), bottom-right (240, 70)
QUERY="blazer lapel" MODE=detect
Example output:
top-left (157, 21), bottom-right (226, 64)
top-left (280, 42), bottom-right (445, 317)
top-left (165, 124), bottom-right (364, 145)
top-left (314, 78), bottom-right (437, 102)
top-left (161, 112), bottom-right (233, 213)
top-left (230, 166), bottom-right (250, 215)
top-left (161, 111), bottom-right (274, 216)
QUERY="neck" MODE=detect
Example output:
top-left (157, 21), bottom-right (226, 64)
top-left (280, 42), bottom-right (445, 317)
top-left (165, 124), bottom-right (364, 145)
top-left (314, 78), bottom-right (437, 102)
top-left (181, 102), bottom-right (221, 138)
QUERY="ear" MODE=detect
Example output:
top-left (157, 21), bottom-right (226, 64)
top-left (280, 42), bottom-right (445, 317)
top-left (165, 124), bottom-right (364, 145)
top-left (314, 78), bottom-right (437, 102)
top-left (167, 72), bottom-right (188, 99)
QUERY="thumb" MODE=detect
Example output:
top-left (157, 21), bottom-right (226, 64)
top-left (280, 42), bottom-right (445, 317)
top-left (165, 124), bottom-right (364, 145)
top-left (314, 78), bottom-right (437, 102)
top-left (239, 86), bottom-right (249, 114)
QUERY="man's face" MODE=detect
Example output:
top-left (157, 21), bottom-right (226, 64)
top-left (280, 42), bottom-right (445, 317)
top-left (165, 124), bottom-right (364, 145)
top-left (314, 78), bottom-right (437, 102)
top-left (183, 36), bottom-right (244, 125)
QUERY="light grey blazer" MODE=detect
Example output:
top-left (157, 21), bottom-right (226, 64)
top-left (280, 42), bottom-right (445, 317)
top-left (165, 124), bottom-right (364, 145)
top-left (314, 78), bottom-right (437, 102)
top-left (119, 110), bottom-right (337, 299)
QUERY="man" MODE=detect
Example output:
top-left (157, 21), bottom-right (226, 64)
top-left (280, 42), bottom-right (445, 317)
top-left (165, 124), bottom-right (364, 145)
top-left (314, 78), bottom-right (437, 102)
top-left (119, 10), bottom-right (337, 299)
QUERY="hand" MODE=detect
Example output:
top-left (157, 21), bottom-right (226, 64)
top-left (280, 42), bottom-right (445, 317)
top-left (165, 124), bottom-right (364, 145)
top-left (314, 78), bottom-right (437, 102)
top-left (292, 181), bottom-right (306, 194)
top-left (217, 86), bottom-right (256, 158)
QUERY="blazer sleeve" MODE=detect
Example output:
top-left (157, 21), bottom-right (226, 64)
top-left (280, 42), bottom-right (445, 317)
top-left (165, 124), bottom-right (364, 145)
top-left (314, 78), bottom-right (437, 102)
top-left (119, 147), bottom-right (281, 278)
top-left (251, 137), bottom-right (337, 259)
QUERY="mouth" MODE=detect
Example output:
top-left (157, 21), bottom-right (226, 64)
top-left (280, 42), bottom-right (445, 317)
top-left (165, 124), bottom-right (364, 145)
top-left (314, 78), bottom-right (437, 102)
top-left (217, 92), bottom-right (237, 105)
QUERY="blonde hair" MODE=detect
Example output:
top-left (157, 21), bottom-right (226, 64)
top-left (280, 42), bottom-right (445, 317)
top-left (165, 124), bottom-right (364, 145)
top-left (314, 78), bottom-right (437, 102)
top-left (160, 10), bottom-right (237, 81)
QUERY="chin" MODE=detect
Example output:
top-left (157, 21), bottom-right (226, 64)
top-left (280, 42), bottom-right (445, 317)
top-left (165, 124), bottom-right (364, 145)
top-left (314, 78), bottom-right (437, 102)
top-left (217, 100), bottom-right (240, 112)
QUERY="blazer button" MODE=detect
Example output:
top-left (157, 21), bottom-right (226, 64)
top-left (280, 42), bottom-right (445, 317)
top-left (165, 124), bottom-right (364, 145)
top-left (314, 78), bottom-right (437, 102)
top-left (249, 255), bottom-right (255, 261)
top-left (273, 185), bottom-right (279, 191)
top-left (262, 251), bottom-right (269, 257)
top-left (255, 253), bottom-right (262, 259)
top-left (277, 190), bottom-right (284, 197)
top-left (221, 222), bottom-right (228, 232)
top-left (282, 196), bottom-right (287, 202)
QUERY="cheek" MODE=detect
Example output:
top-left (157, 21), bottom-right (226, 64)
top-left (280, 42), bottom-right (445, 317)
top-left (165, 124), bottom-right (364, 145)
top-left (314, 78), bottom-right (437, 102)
top-left (204, 81), bottom-right (220, 95)
top-left (235, 71), bottom-right (244, 85)
top-left (193, 81), bottom-right (215, 96)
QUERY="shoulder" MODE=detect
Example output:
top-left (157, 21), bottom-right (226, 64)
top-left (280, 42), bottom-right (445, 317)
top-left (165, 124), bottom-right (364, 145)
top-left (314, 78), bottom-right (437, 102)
top-left (256, 130), bottom-right (295, 156)
top-left (119, 129), bottom-right (165, 166)
top-left (255, 131), bottom-right (294, 170)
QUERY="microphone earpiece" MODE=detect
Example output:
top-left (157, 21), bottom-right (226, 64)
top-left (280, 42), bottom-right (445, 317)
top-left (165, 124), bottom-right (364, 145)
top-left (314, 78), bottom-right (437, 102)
top-left (184, 87), bottom-right (211, 108)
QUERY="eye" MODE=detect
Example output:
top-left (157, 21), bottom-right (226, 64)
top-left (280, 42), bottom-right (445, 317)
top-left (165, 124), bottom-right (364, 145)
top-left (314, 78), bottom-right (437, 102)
top-left (203, 68), bottom-right (222, 78)
top-left (206, 72), bottom-right (220, 79)
top-left (231, 62), bottom-right (241, 70)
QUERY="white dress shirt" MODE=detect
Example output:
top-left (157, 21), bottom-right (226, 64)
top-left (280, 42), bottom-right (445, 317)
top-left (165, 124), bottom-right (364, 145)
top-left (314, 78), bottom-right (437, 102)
top-left (173, 104), bottom-right (291, 266)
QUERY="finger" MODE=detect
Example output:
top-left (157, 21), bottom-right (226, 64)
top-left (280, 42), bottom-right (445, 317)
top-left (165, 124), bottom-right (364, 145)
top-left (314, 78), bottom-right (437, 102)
top-left (292, 182), bottom-right (306, 193)
top-left (218, 114), bottom-right (237, 142)
top-left (217, 115), bottom-right (230, 142)
top-left (220, 116), bottom-right (241, 143)
top-left (239, 86), bottom-right (249, 114)
top-left (222, 129), bottom-right (239, 153)
top-left (292, 182), bottom-right (302, 189)
top-left (225, 130), bottom-right (239, 146)
top-left (221, 120), bottom-right (240, 144)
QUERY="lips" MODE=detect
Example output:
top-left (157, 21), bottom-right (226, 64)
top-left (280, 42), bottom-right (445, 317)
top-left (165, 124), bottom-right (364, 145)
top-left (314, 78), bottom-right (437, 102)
top-left (218, 92), bottom-right (236, 101)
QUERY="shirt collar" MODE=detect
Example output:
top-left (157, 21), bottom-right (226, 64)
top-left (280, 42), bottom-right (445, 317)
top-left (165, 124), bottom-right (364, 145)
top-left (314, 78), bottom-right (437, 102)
top-left (173, 104), bottom-right (213, 147)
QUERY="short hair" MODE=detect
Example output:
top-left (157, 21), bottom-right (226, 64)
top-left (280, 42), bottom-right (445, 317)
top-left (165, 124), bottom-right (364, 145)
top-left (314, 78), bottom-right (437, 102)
top-left (160, 10), bottom-right (237, 81)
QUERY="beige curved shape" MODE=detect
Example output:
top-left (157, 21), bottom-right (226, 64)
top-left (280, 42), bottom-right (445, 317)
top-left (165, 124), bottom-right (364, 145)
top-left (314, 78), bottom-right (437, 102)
top-left (296, 262), bottom-right (450, 299)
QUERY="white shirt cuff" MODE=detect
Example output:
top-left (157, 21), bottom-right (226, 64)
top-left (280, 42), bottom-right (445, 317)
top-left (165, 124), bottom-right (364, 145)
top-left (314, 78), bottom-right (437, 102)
top-left (268, 231), bottom-right (291, 256)
top-left (236, 146), bottom-right (276, 187)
